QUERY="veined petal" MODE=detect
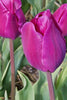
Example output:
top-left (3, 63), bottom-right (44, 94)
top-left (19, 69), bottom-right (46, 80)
top-left (1, 0), bottom-right (22, 12)
top-left (0, 0), bottom-right (8, 12)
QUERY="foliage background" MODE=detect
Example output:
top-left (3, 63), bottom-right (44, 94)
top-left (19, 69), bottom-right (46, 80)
top-left (0, 0), bottom-right (67, 100)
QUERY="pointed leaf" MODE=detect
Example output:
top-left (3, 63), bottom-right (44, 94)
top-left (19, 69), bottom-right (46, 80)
top-left (15, 71), bottom-right (34, 100)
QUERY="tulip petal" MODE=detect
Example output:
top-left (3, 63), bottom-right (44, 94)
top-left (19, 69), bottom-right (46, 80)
top-left (53, 4), bottom-right (67, 36)
top-left (16, 8), bottom-right (26, 32)
top-left (1, 0), bottom-right (22, 12)
top-left (0, 11), bottom-right (20, 39)
top-left (21, 22), bottom-right (43, 71)
top-left (0, 0), bottom-right (25, 39)
top-left (0, 0), bottom-right (8, 12)
top-left (42, 20), bottom-right (66, 72)
top-left (21, 10), bottom-right (66, 72)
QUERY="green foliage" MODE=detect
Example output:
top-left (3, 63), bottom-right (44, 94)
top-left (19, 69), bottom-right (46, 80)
top-left (54, 54), bottom-right (67, 100)
top-left (1, 46), bottom-right (24, 96)
top-left (61, 0), bottom-right (67, 3)
top-left (0, 0), bottom-right (67, 100)
top-left (15, 71), bottom-right (34, 100)
top-left (27, 0), bottom-right (45, 16)
top-left (15, 70), bottom-right (49, 100)
top-left (21, 0), bottom-right (30, 14)
top-left (45, 0), bottom-right (56, 11)
top-left (4, 90), bottom-right (8, 100)
top-left (33, 71), bottom-right (49, 100)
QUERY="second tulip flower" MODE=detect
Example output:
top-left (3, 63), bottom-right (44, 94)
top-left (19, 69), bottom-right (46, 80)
top-left (0, 0), bottom-right (25, 39)
top-left (53, 4), bottom-right (67, 36)
top-left (21, 10), bottom-right (66, 72)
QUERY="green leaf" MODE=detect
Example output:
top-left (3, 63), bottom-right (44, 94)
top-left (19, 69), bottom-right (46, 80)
top-left (54, 54), bottom-right (67, 100)
top-left (13, 37), bottom-right (21, 51)
top-left (21, 0), bottom-right (30, 14)
top-left (3, 46), bottom-right (24, 82)
top-left (55, 54), bottom-right (67, 89)
top-left (27, 0), bottom-right (44, 16)
top-left (0, 46), bottom-right (24, 96)
top-left (45, 0), bottom-right (56, 12)
top-left (0, 55), bottom-right (1, 75)
top-left (0, 98), bottom-right (2, 100)
top-left (31, 7), bottom-right (38, 17)
top-left (52, 65), bottom-right (61, 84)
top-left (33, 71), bottom-right (49, 100)
top-left (4, 90), bottom-right (8, 100)
top-left (2, 39), bottom-right (10, 68)
top-left (61, 0), bottom-right (67, 3)
top-left (15, 71), bottom-right (34, 100)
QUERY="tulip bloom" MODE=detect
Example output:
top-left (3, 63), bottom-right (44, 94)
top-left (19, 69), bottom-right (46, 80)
top-left (0, 0), bottom-right (25, 39)
top-left (21, 10), bottom-right (66, 72)
top-left (53, 4), bottom-right (67, 36)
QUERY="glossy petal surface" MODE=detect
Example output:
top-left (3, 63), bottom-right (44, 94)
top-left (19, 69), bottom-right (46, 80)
top-left (0, 0), bottom-right (25, 39)
top-left (53, 4), bottom-right (67, 36)
top-left (21, 10), bottom-right (66, 72)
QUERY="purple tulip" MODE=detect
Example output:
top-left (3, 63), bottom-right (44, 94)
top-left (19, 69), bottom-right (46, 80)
top-left (21, 10), bottom-right (66, 72)
top-left (53, 4), bottom-right (67, 36)
top-left (0, 0), bottom-right (25, 40)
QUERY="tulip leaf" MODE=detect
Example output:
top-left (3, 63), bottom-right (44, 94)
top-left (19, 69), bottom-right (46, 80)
top-left (2, 38), bottom-right (21, 71)
top-left (27, 0), bottom-right (45, 16)
top-left (21, 0), bottom-right (30, 14)
top-left (4, 90), bottom-right (8, 100)
top-left (61, 0), bottom-right (67, 3)
top-left (0, 46), bottom-right (24, 96)
top-left (13, 37), bottom-right (21, 51)
top-left (15, 71), bottom-right (34, 100)
top-left (52, 65), bottom-right (61, 84)
top-left (55, 54), bottom-right (67, 89)
top-left (2, 39), bottom-right (10, 68)
top-left (54, 54), bottom-right (67, 100)
top-left (33, 71), bottom-right (49, 100)
top-left (3, 45), bottom-right (24, 82)
top-left (0, 57), bottom-right (1, 75)
top-left (45, 0), bottom-right (56, 12)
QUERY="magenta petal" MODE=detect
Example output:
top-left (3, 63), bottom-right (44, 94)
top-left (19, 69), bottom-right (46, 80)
top-left (0, 0), bottom-right (8, 12)
top-left (1, 0), bottom-right (22, 12)
top-left (53, 4), bottom-right (67, 36)
top-left (21, 22), bottom-right (43, 71)
top-left (0, 0), bottom-right (25, 39)
top-left (0, 12), bottom-right (20, 39)
top-left (21, 21), bottom-right (66, 72)
top-left (42, 20), bottom-right (66, 72)
top-left (16, 8), bottom-right (26, 32)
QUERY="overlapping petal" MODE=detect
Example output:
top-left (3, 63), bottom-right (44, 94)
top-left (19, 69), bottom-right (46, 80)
top-left (0, 0), bottom-right (25, 39)
top-left (53, 4), bottom-right (67, 36)
top-left (21, 10), bottom-right (66, 72)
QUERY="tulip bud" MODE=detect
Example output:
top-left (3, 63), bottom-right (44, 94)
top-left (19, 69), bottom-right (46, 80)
top-left (21, 10), bottom-right (66, 72)
top-left (0, 0), bottom-right (25, 40)
top-left (53, 4), bottom-right (67, 36)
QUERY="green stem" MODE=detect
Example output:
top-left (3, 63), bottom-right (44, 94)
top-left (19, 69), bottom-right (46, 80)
top-left (10, 39), bottom-right (15, 100)
top-left (46, 71), bottom-right (55, 100)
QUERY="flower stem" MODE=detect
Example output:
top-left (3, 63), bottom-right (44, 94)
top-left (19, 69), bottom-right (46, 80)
top-left (46, 71), bottom-right (55, 100)
top-left (10, 39), bottom-right (15, 100)
top-left (54, 1), bottom-right (60, 7)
